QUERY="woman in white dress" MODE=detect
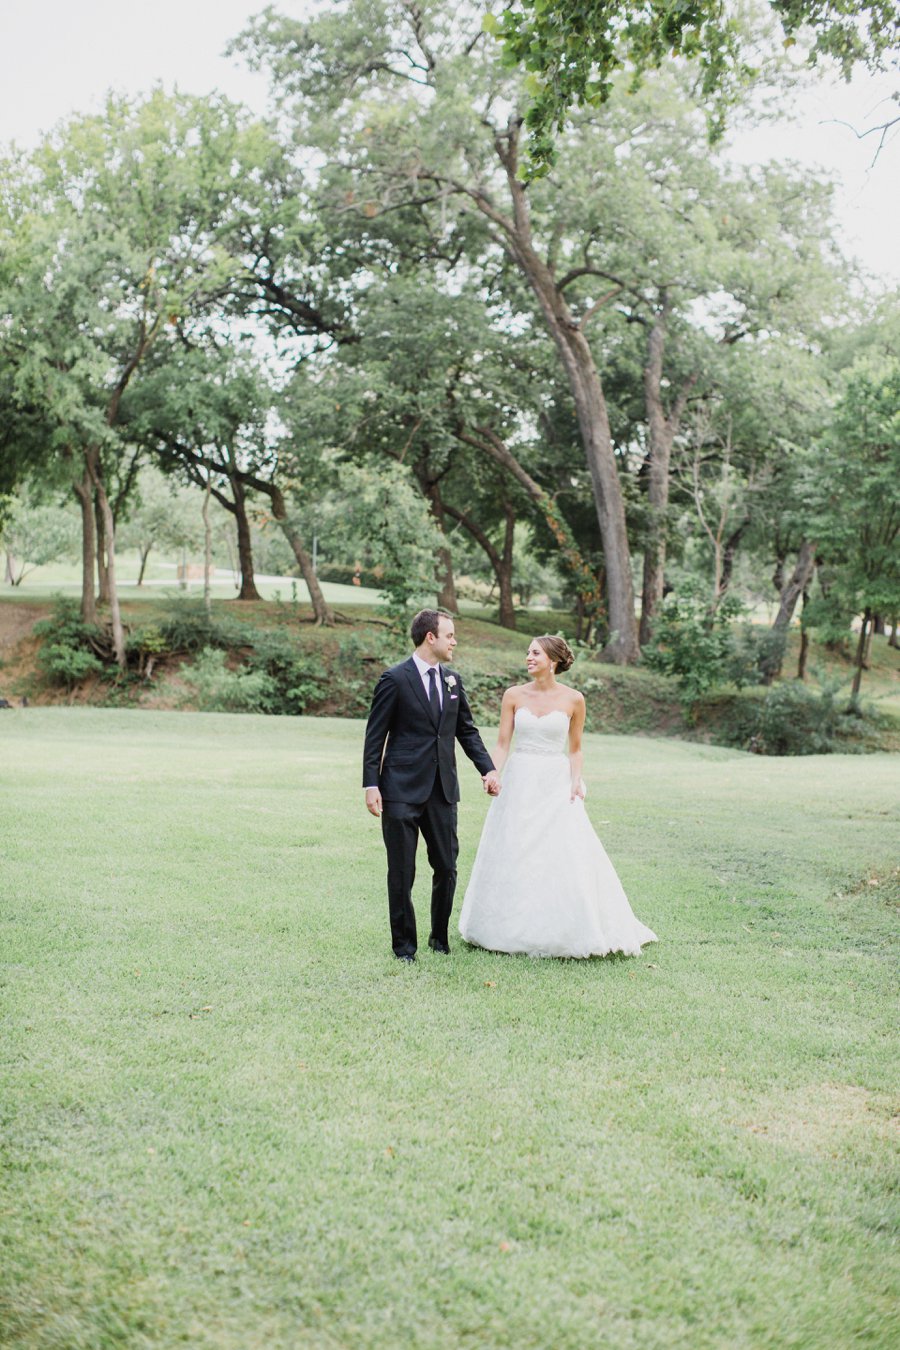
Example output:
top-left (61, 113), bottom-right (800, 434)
top-left (458, 635), bottom-right (657, 958)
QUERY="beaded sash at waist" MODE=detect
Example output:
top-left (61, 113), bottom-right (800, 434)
top-left (512, 745), bottom-right (568, 758)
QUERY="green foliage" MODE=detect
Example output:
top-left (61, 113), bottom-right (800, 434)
top-left (726, 625), bottom-right (788, 687)
top-left (331, 460), bottom-right (444, 636)
top-left (242, 629), bottom-right (324, 716)
top-left (176, 647), bottom-right (276, 713)
top-left (155, 599), bottom-right (247, 655)
top-left (717, 675), bottom-right (870, 755)
top-left (32, 596), bottom-right (104, 688)
top-left (489, 0), bottom-right (900, 173)
top-left (643, 588), bottom-right (746, 706)
top-left (0, 494), bottom-right (80, 584)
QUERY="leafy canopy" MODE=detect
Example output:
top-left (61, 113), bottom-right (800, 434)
top-left (486, 0), bottom-right (900, 172)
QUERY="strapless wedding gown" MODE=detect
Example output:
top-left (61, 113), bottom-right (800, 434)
top-left (458, 708), bottom-right (657, 958)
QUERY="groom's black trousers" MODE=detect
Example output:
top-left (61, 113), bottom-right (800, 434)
top-left (381, 775), bottom-right (459, 958)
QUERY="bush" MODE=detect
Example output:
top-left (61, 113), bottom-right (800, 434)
top-left (643, 591), bottom-right (744, 707)
top-left (33, 597), bottom-right (105, 688)
top-left (726, 625), bottom-right (787, 687)
top-left (156, 598), bottom-right (247, 654)
top-left (244, 630), bottom-right (323, 715)
top-left (177, 648), bottom-right (276, 713)
top-left (717, 676), bottom-right (868, 755)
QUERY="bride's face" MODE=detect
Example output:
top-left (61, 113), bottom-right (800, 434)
top-left (525, 641), bottom-right (552, 677)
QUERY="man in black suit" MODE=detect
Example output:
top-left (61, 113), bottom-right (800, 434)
top-left (363, 609), bottom-right (501, 961)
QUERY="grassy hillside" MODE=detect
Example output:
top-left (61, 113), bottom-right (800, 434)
top-left (1, 588), bottom-right (898, 751)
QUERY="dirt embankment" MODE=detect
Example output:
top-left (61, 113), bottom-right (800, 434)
top-left (0, 603), bottom-right (45, 704)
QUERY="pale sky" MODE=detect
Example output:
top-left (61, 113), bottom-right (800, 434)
top-left (1, 0), bottom-right (897, 286)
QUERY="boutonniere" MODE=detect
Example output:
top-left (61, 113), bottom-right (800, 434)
top-left (445, 675), bottom-right (457, 689)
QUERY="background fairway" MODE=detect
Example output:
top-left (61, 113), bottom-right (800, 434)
top-left (1, 710), bottom-right (897, 1349)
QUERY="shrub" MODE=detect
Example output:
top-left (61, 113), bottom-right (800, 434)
top-left (244, 630), bottom-right (323, 715)
top-left (726, 625), bottom-right (787, 687)
top-left (177, 648), bottom-right (276, 713)
top-left (643, 591), bottom-right (744, 707)
top-left (156, 598), bottom-right (247, 654)
top-left (717, 676), bottom-right (868, 755)
top-left (33, 597), bottom-right (105, 688)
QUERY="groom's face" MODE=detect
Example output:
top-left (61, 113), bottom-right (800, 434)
top-left (430, 617), bottom-right (457, 663)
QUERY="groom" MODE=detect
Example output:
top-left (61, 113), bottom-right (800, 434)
top-left (363, 609), bottom-right (500, 961)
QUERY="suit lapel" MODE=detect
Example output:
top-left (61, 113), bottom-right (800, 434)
top-left (402, 657), bottom-right (434, 722)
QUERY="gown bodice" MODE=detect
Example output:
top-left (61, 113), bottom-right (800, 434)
top-left (513, 706), bottom-right (570, 756)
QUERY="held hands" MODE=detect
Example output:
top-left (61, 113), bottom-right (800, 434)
top-left (365, 787), bottom-right (383, 817)
top-left (482, 770), bottom-right (502, 796)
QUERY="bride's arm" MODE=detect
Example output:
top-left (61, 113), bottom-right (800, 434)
top-left (568, 694), bottom-right (587, 800)
top-left (490, 688), bottom-right (517, 774)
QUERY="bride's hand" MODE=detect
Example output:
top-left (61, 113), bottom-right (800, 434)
top-left (570, 778), bottom-right (586, 802)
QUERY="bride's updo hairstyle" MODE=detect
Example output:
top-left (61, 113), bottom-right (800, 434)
top-left (535, 634), bottom-right (574, 674)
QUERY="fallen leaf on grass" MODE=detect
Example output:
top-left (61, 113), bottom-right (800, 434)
top-left (484, 981), bottom-right (497, 988)
top-left (646, 963), bottom-right (659, 969)
top-left (498, 1242), bottom-right (511, 1253)
top-left (201, 1005), bottom-right (213, 1012)
top-left (384, 1146), bottom-right (395, 1158)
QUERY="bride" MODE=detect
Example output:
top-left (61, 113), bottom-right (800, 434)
top-left (458, 635), bottom-right (657, 959)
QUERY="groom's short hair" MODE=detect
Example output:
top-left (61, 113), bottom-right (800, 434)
top-left (411, 608), bottom-right (453, 646)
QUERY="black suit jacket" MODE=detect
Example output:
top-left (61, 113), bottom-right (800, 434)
top-left (362, 658), bottom-right (494, 805)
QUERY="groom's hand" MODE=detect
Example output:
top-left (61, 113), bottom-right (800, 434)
top-left (365, 788), bottom-right (383, 817)
top-left (482, 771), bottom-right (501, 796)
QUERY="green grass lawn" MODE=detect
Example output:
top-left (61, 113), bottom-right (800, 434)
top-left (1, 710), bottom-right (897, 1349)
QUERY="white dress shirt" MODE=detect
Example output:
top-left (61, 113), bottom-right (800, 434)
top-left (412, 652), bottom-right (443, 710)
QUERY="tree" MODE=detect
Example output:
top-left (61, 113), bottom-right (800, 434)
top-left (235, 0), bottom-right (645, 659)
top-left (0, 494), bottom-right (80, 585)
top-left (488, 0), bottom-right (900, 173)
top-left (805, 356), bottom-right (900, 700)
top-left (0, 91), bottom-right (280, 660)
top-left (114, 468), bottom-right (205, 586)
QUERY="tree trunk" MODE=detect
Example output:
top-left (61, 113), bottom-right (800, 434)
top-left (718, 517), bottom-right (751, 601)
top-left (263, 482), bottom-right (334, 625)
top-left (873, 614), bottom-right (885, 635)
top-left (73, 467), bottom-right (98, 625)
top-left (471, 132), bottom-right (637, 662)
top-left (889, 623), bottom-right (899, 650)
top-left (850, 607), bottom-right (871, 702)
top-left (454, 424), bottom-right (603, 635)
top-left (522, 277), bottom-right (636, 660)
top-left (202, 478), bottom-right (212, 615)
top-left (86, 448), bottom-right (125, 667)
top-left (426, 481), bottom-right (457, 611)
top-left (230, 475), bottom-right (262, 601)
top-left (796, 587), bottom-right (811, 680)
top-left (136, 543), bottom-right (152, 586)
top-left (497, 505), bottom-right (516, 630)
top-left (5, 552), bottom-right (17, 585)
top-left (639, 299), bottom-right (698, 645)
top-left (442, 500), bottom-right (517, 630)
top-left (94, 490), bottom-right (111, 604)
top-left (773, 541), bottom-right (817, 632)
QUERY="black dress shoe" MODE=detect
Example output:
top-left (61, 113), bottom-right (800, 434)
top-left (428, 938), bottom-right (450, 954)
top-left (395, 953), bottom-right (416, 963)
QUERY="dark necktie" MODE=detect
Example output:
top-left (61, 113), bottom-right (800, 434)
top-left (428, 667), bottom-right (440, 721)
